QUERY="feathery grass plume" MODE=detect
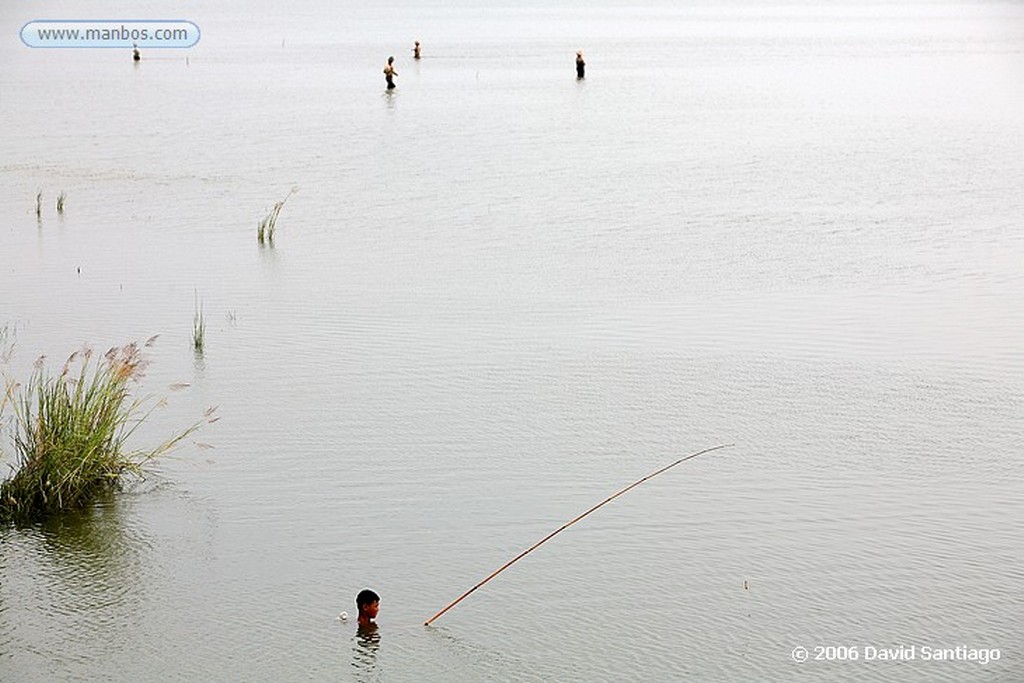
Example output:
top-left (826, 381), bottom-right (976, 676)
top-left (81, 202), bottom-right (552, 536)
top-left (0, 342), bottom-right (216, 524)
top-left (56, 191), bottom-right (66, 214)
top-left (35, 191), bottom-right (42, 219)
top-left (0, 324), bottom-right (14, 364)
top-left (192, 292), bottom-right (205, 352)
top-left (257, 186), bottom-right (298, 244)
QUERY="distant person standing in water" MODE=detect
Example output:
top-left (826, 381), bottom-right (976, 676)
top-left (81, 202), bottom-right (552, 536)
top-left (383, 56), bottom-right (397, 89)
top-left (576, 50), bottom-right (585, 79)
top-left (133, 44), bottom-right (141, 62)
top-left (413, 41), bottom-right (421, 60)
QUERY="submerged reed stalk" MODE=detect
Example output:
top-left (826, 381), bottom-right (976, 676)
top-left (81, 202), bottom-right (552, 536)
top-left (0, 342), bottom-right (214, 524)
top-left (56, 191), bottom-right (66, 214)
top-left (192, 292), bottom-right (206, 352)
top-left (257, 187), bottom-right (298, 244)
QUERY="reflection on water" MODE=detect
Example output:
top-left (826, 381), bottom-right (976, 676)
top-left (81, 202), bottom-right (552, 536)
top-left (192, 349), bottom-right (206, 375)
top-left (36, 494), bottom-right (149, 611)
top-left (352, 625), bottom-right (381, 683)
top-left (0, 495), bottom-right (150, 671)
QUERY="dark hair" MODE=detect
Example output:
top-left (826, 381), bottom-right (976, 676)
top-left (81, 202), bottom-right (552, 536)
top-left (356, 589), bottom-right (380, 609)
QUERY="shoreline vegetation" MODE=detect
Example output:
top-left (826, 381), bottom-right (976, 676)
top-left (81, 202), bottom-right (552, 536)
top-left (0, 341), bottom-right (215, 524)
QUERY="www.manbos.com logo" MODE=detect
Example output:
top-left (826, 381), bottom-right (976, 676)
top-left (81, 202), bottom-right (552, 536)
top-left (21, 20), bottom-right (200, 48)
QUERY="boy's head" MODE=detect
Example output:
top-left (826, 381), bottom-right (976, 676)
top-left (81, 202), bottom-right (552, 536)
top-left (356, 589), bottom-right (380, 621)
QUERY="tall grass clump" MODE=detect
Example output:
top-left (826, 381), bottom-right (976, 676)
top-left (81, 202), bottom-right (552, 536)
top-left (56, 191), bottom-right (67, 214)
top-left (257, 186), bottom-right (298, 244)
top-left (0, 343), bottom-right (213, 524)
top-left (192, 292), bottom-right (205, 352)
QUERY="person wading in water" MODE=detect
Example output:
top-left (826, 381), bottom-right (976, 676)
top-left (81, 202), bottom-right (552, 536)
top-left (356, 589), bottom-right (380, 631)
top-left (383, 56), bottom-right (397, 90)
top-left (576, 50), bottom-right (585, 79)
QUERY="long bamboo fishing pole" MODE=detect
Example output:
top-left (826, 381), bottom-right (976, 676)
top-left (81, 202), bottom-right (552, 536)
top-left (424, 443), bottom-right (732, 626)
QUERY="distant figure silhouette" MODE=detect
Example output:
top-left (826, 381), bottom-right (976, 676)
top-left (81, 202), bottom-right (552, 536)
top-left (413, 41), bottom-right (421, 60)
top-left (383, 56), bottom-right (397, 90)
top-left (576, 50), bottom-right (585, 79)
top-left (133, 44), bottom-right (141, 62)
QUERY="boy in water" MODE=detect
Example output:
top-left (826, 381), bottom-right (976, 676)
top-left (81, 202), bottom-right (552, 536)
top-left (383, 57), bottom-right (397, 90)
top-left (576, 50), bottom-right (585, 79)
top-left (413, 41), bottom-right (421, 59)
top-left (356, 589), bottom-right (380, 628)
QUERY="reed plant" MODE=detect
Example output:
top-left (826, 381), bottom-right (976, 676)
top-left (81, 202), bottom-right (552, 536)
top-left (192, 293), bottom-right (206, 352)
top-left (56, 191), bottom-right (67, 214)
top-left (0, 343), bottom-right (213, 524)
top-left (257, 187), bottom-right (298, 244)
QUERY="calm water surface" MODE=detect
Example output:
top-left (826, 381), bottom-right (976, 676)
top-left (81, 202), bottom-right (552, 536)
top-left (1, 1), bottom-right (1023, 681)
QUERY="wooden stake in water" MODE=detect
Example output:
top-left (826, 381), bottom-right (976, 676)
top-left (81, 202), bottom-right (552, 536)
top-left (424, 443), bottom-right (733, 626)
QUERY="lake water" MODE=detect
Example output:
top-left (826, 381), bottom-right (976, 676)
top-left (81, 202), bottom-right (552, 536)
top-left (1, 1), bottom-right (1023, 681)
